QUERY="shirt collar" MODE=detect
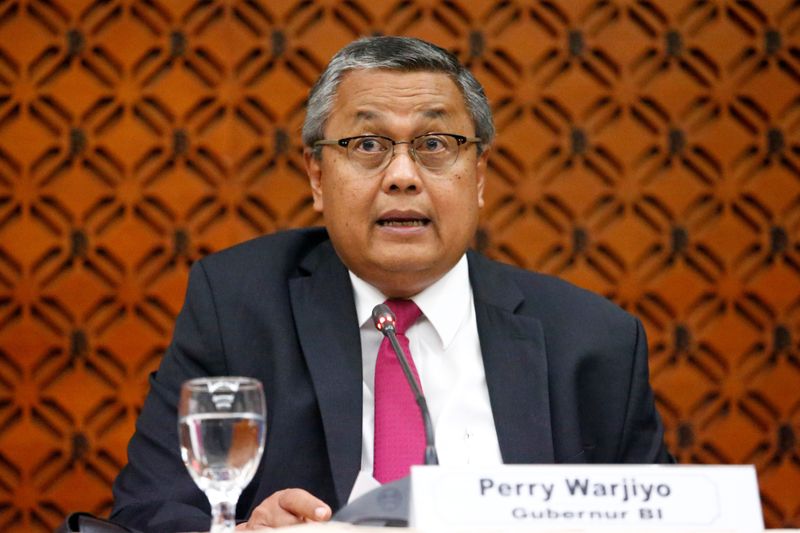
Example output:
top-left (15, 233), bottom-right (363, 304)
top-left (349, 254), bottom-right (471, 350)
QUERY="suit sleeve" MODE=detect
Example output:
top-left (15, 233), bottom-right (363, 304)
top-left (110, 260), bottom-right (229, 532)
top-left (617, 317), bottom-right (674, 463)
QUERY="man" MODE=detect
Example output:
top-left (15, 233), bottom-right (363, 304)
top-left (110, 36), bottom-right (671, 531)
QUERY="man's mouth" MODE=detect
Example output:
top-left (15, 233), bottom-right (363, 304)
top-left (377, 218), bottom-right (430, 227)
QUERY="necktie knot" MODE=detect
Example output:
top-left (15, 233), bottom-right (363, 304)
top-left (385, 299), bottom-right (421, 334)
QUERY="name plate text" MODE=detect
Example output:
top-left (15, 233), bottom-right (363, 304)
top-left (410, 464), bottom-right (763, 530)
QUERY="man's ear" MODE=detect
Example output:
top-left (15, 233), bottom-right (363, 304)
top-left (476, 147), bottom-right (489, 209)
top-left (304, 148), bottom-right (324, 212)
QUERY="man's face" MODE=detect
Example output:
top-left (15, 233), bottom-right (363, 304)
top-left (305, 69), bottom-right (488, 298)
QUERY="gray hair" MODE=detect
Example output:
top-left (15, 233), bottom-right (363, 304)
top-left (302, 36), bottom-right (494, 156)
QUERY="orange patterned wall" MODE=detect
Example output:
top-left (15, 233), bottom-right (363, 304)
top-left (0, 0), bottom-right (798, 530)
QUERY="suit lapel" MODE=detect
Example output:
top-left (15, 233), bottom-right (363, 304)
top-left (289, 242), bottom-right (362, 507)
top-left (468, 251), bottom-right (554, 464)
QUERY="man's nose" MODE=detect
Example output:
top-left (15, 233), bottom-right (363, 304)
top-left (382, 143), bottom-right (422, 192)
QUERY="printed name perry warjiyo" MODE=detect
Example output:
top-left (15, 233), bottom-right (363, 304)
top-left (479, 478), bottom-right (672, 503)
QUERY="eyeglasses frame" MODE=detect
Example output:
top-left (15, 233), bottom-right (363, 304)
top-left (312, 132), bottom-right (482, 172)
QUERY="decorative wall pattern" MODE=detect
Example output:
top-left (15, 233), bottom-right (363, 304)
top-left (0, 0), bottom-right (798, 530)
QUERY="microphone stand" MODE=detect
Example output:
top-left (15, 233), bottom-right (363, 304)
top-left (384, 326), bottom-right (439, 468)
top-left (332, 304), bottom-right (439, 526)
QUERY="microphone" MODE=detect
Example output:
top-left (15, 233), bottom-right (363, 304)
top-left (371, 303), bottom-right (438, 466)
top-left (332, 303), bottom-right (440, 526)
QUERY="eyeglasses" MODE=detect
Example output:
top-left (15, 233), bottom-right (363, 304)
top-left (313, 133), bottom-right (481, 173)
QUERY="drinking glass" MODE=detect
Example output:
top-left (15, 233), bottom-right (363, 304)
top-left (179, 377), bottom-right (266, 533)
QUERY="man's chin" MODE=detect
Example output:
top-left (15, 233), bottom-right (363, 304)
top-left (368, 244), bottom-right (439, 273)
top-left (358, 253), bottom-right (455, 296)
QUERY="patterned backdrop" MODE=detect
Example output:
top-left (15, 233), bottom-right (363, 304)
top-left (0, 0), bottom-right (798, 530)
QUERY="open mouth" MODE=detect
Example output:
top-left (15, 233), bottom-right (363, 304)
top-left (377, 218), bottom-right (430, 227)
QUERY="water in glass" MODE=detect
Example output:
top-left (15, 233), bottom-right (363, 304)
top-left (179, 377), bottom-right (266, 533)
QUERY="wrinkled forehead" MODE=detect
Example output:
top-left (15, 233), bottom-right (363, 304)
top-left (327, 69), bottom-right (472, 131)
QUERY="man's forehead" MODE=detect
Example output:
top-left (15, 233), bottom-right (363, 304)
top-left (329, 69), bottom-right (468, 123)
top-left (353, 108), bottom-right (449, 121)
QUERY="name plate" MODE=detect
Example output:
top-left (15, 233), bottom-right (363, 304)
top-left (410, 464), bottom-right (763, 531)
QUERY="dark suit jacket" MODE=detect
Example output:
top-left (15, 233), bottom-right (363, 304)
top-left (110, 227), bottom-right (671, 532)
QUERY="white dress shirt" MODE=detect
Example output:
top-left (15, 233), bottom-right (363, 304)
top-left (347, 255), bottom-right (502, 501)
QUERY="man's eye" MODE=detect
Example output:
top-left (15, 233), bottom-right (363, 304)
top-left (354, 137), bottom-right (387, 153)
top-left (417, 136), bottom-right (447, 152)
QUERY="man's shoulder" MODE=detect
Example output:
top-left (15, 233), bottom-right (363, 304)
top-left (198, 227), bottom-right (331, 275)
top-left (469, 251), bottom-right (633, 325)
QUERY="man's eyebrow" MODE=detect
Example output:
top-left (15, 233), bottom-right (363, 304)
top-left (422, 108), bottom-right (448, 119)
top-left (355, 110), bottom-right (377, 121)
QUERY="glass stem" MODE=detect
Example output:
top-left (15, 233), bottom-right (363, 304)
top-left (210, 499), bottom-right (237, 533)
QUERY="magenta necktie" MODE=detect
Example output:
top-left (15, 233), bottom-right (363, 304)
top-left (373, 299), bottom-right (424, 483)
